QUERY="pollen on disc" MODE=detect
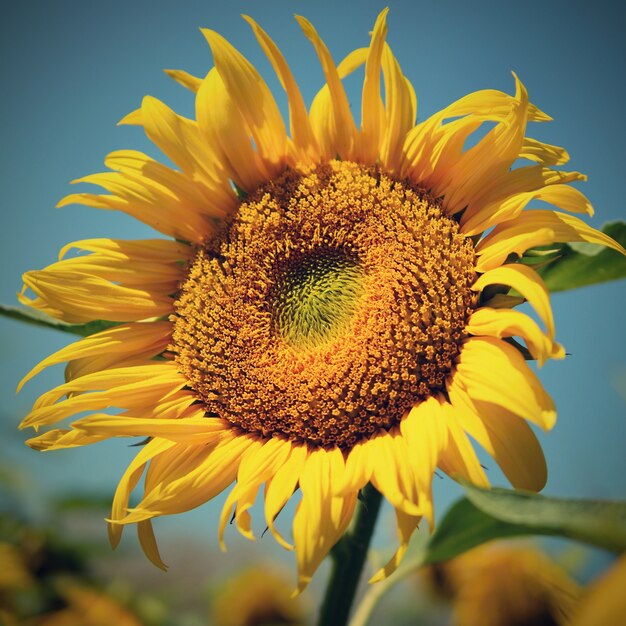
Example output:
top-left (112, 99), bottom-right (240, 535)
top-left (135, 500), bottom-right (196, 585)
top-left (172, 161), bottom-right (476, 449)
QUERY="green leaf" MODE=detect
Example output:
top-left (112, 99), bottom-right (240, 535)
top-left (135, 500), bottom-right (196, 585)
top-left (423, 485), bottom-right (626, 566)
top-left (529, 221), bottom-right (626, 292)
top-left (351, 487), bottom-right (626, 626)
top-left (52, 493), bottom-right (112, 512)
top-left (463, 483), bottom-right (626, 553)
top-left (421, 497), bottom-right (531, 565)
top-left (0, 304), bottom-right (118, 337)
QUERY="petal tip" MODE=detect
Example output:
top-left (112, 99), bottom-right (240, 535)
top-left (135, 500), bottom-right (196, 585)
top-left (118, 108), bottom-right (143, 127)
top-left (542, 409), bottom-right (557, 431)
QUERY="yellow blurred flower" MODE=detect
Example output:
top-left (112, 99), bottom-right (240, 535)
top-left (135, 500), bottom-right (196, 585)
top-left (0, 541), bottom-right (34, 591)
top-left (570, 554), bottom-right (626, 626)
top-left (423, 543), bottom-right (581, 626)
top-left (37, 583), bottom-right (144, 626)
top-left (212, 567), bottom-right (305, 626)
top-left (0, 517), bottom-right (144, 626)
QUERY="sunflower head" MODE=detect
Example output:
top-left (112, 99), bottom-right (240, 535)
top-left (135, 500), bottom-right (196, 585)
top-left (173, 161), bottom-right (476, 449)
top-left (440, 543), bottom-right (581, 626)
top-left (17, 8), bottom-right (625, 592)
top-left (211, 567), bottom-right (305, 626)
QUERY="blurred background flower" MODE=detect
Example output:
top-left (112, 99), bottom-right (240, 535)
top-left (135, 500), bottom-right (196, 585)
top-left (0, 504), bottom-right (145, 626)
top-left (210, 567), bottom-right (307, 626)
top-left (422, 542), bottom-right (581, 626)
top-left (570, 554), bottom-right (626, 626)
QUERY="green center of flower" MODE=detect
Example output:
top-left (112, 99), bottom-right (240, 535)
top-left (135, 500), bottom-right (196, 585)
top-left (271, 249), bottom-right (365, 350)
top-left (172, 161), bottom-right (477, 449)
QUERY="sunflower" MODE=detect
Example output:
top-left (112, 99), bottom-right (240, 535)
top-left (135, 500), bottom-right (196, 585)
top-left (431, 542), bottom-right (581, 626)
top-left (38, 583), bottom-right (144, 626)
top-left (18, 9), bottom-right (624, 592)
top-left (571, 554), bottom-right (626, 626)
top-left (211, 566), bottom-right (305, 626)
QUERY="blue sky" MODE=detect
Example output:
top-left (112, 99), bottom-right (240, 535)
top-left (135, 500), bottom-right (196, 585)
top-left (1, 0), bottom-right (624, 586)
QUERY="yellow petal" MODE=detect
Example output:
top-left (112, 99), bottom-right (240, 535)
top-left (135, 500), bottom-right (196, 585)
top-left (293, 448), bottom-right (357, 592)
top-left (114, 100), bottom-right (238, 216)
top-left (296, 15), bottom-right (359, 159)
top-left (66, 355), bottom-right (174, 391)
top-left (370, 508), bottom-right (421, 583)
top-left (480, 293), bottom-right (526, 309)
top-left (163, 68), bottom-right (202, 92)
top-left (369, 430), bottom-right (422, 517)
top-left (438, 407), bottom-right (489, 487)
top-left (218, 440), bottom-right (265, 546)
top-left (402, 397), bottom-right (449, 492)
top-left (219, 437), bottom-right (291, 546)
top-left (196, 68), bottom-right (269, 192)
top-left (403, 86), bottom-right (527, 190)
top-left (20, 268), bottom-right (172, 324)
top-left (400, 396), bottom-right (449, 526)
top-left (472, 263), bottom-right (555, 341)
top-left (243, 15), bottom-right (319, 162)
top-left (140, 95), bottom-right (235, 205)
top-left (466, 166), bottom-right (586, 221)
top-left (20, 364), bottom-right (186, 429)
top-left (18, 321), bottom-right (171, 392)
top-left (308, 47), bottom-right (367, 160)
top-left (402, 114), bottom-right (480, 190)
top-left (475, 209), bottom-right (626, 271)
top-left (450, 336), bottom-right (556, 431)
top-left (264, 443), bottom-right (308, 550)
top-left (122, 431), bottom-right (256, 523)
top-left (466, 307), bottom-right (564, 366)
top-left (228, 482), bottom-right (262, 543)
top-left (72, 414), bottom-right (230, 444)
top-left (520, 137), bottom-right (569, 165)
top-left (58, 163), bottom-right (223, 243)
top-left (28, 245), bottom-right (183, 291)
top-left (438, 88), bottom-right (549, 122)
top-left (380, 43), bottom-right (416, 171)
top-left (118, 108), bottom-right (143, 126)
top-left (143, 440), bottom-right (216, 494)
top-left (25, 428), bottom-right (109, 451)
top-left (32, 363), bottom-right (180, 410)
top-left (359, 8), bottom-right (388, 162)
top-left (440, 73), bottom-right (530, 214)
top-left (201, 28), bottom-right (288, 167)
top-left (108, 437), bottom-right (176, 548)
top-left (463, 183), bottom-right (594, 236)
top-left (59, 236), bottom-right (192, 263)
top-left (137, 520), bottom-right (167, 570)
top-left (448, 385), bottom-right (548, 491)
top-left (103, 150), bottom-right (229, 220)
top-left (337, 437), bottom-right (374, 495)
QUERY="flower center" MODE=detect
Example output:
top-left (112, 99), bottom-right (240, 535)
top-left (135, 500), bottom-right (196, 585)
top-left (271, 248), bottom-right (365, 350)
top-left (172, 161), bottom-right (476, 449)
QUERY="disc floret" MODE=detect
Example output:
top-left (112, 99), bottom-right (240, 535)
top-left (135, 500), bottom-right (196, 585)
top-left (173, 161), bottom-right (476, 448)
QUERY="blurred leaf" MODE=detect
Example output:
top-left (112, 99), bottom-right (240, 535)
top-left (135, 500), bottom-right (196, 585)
top-left (52, 493), bottom-right (112, 513)
top-left (0, 462), bottom-right (25, 491)
top-left (0, 304), bottom-right (117, 337)
top-left (463, 483), bottom-right (626, 552)
top-left (423, 485), bottom-right (626, 566)
top-left (421, 497), bottom-right (531, 565)
top-left (527, 221), bottom-right (626, 292)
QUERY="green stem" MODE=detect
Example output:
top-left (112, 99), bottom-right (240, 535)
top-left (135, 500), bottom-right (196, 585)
top-left (0, 304), bottom-right (117, 337)
top-left (348, 554), bottom-right (423, 626)
top-left (317, 483), bottom-right (383, 626)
